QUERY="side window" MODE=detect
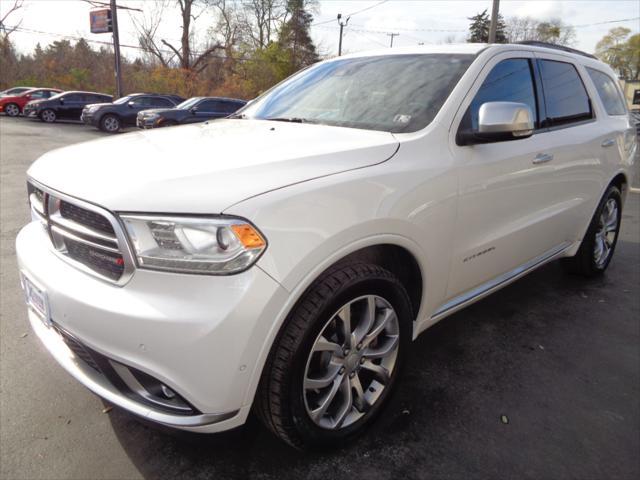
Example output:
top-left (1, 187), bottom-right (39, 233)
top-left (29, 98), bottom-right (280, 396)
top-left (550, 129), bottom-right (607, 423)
top-left (538, 60), bottom-right (592, 126)
top-left (463, 58), bottom-right (538, 131)
top-left (197, 100), bottom-right (218, 112)
top-left (586, 68), bottom-right (626, 116)
top-left (220, 101), bottom-right (243, 113)
top-left (43, 91), bottom-right (55, 98)
top-left (30, 90), bottom-right (46, 99)
top-left (153, 98), bottom-right (174, 107)
top-left (64, 94), bottom-right (80, 102)
top-left (129, 96), bottom-right (147, 106)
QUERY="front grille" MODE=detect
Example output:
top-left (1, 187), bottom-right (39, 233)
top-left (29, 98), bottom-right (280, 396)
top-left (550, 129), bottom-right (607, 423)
top-left (53, 325), bottom-right (101, 373)
top-left (60, 200), bottom-right (115, 235)
top-left (27, 181), bottom-right (132, 284)
top-left (65, 237), bottom-right (125, 280)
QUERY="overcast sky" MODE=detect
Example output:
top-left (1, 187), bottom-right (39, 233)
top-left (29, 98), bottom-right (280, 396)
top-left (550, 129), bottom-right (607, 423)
top-left (2, 0), bottom-right (639, 58)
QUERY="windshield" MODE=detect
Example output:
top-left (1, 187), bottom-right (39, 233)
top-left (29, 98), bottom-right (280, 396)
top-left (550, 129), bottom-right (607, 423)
top-left (113, 95), bottom-right (133, 105)
top-left (176, 97), bottom-right (202, 109)
top-left (241, 54), bottom-right (473, 133)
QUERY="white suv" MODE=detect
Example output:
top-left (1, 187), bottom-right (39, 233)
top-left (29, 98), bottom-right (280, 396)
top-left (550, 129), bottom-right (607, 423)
top-left (17, 43), bottom-right (636, 448)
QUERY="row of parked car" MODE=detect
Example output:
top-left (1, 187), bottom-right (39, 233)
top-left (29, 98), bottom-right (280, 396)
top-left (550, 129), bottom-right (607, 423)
top-left (0, 86), bottom-right (247, 132)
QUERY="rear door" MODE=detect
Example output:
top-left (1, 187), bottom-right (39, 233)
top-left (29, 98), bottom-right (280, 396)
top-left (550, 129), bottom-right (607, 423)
top-left (532, 53), bottom-right (608, 245)
top-left (58, 93), bottom-right (83, 119)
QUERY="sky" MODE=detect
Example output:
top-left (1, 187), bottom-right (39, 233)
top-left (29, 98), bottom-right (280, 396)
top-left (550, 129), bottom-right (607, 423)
top-left (1, 0), bottom-right (639, 59)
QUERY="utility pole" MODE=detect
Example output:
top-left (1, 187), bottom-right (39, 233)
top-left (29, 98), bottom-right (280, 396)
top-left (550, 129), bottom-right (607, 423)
top-left (488, 0), bottom-right (500, 43)
top-left (387, 33), bottom-right (399, 48)
top-left (337, 13), bottom-right (350, 56)
top-left (110, 0), bottom-right (123, 98)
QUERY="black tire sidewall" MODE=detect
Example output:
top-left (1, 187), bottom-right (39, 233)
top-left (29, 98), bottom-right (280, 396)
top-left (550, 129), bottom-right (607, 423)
top-left (40, 109), bottom-right (55, 122)
top-left (582, 185), bottom-right (622, 274)
top-left (5, 103), bottom-right (20, 117)
top-left (101, 114), bottom-right (120, 132)
top-left (287, 272), bottom-right (412, 446)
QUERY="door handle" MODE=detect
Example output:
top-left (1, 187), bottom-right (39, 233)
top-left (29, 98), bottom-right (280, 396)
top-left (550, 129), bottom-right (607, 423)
top-left (533, 153), bottom-right (554, 164)
top-left (601, 138), bottom-right (615, 148)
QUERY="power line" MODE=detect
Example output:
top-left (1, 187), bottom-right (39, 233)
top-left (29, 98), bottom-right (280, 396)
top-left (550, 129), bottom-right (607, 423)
top-left (311, 0), bottom-right (389, 26)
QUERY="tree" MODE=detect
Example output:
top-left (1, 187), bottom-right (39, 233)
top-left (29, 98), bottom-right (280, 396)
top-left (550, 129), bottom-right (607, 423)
top-left (133, 0), bottom-right (224, 73)
top-left (467, 9), bottom-right (506, 43)
top-left (596, 27), bottom-right (640, 80)
top-left (0, 0), bottom-right (23, 40)
top-left (278, 0), bottom-right (318, 73)
top-left (505, 17), bottom-right (575, 46)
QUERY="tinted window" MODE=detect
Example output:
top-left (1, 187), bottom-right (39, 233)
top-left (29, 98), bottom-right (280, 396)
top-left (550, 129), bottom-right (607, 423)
top-left (539, 60), bottom-right (592, 126)
top-left (242, 54), bottom-right (474, 133)
top-left (29, 90), bottom-right (47, 99)
top-left (151, 97), bottom-right (174, 107)
top-left (587, 68), bottom-right (626, 116)
top-left (63, 94), bottom-right (81, 102)
top-left (43, 91), bottom-right (56, 98)
top-left (129, 96), bottom-right (149, 106)
top-left (219, 101), bottom-right (243, 113)
top-left (464, 58), bottom-right (538, 131)
top-left (198, 100), bottom-right (218, 112)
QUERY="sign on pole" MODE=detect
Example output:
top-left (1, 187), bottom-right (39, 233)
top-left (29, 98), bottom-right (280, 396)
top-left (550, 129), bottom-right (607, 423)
top-left (90, 9), bottom-right (112, 34)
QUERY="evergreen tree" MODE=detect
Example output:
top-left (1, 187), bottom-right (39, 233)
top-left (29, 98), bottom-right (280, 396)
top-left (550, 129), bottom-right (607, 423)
top-left (467, 9), bottom-right (507, 43)
top-left (278, 0), bottom-right (319, 74)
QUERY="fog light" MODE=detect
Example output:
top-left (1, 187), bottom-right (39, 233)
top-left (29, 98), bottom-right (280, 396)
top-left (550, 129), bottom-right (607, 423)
top-left (161, 384), bottom-right (176, 399)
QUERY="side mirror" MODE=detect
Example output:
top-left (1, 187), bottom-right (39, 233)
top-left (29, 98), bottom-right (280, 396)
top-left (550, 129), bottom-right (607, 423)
top-left (59, 98), bottom-right (64, 104)
top-left (190, 106), bottom-right (198, 114)
top-left (458, 101), bottom-right (534, 145)
top-left (24, 94), bottom-right (31, 99)
top-left (128, 101), bottom-right (136, 108)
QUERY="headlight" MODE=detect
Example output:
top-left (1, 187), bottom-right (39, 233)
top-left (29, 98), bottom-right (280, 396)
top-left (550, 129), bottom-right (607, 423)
top-left (120, 215), bottom-right (267, 274)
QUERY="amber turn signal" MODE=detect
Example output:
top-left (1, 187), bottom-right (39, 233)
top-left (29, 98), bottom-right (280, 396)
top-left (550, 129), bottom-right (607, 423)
top-left (231, 224), bottom-right (266, 249)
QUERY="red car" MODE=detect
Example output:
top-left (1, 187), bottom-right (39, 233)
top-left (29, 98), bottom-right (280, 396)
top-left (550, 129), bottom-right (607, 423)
top-left (0, 88), bottom-right (63, 117)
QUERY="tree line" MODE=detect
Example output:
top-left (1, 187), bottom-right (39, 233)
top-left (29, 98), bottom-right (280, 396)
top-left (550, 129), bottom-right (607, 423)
top-left (0, 1), bottom-right (638, 101)
top-left (0, 0), bottom-right (319, 99)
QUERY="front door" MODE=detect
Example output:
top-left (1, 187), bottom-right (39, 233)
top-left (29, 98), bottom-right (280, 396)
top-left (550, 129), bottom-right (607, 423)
top-left (446, 52), bottom-right (575, 301)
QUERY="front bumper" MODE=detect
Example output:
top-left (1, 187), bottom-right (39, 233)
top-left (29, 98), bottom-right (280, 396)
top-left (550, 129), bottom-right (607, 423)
top-left (23, 107), bottom-right (39, 118)
top-left (81, 112), bottom-right (98, 126)
top-left (137, 116), bottom-right (158, 129)
top-left (16, 221), bottom-right (287, 432)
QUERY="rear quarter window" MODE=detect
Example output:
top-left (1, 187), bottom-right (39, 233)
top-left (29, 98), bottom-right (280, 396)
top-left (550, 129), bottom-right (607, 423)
top-left (586, 68), bottom-right (626, 116)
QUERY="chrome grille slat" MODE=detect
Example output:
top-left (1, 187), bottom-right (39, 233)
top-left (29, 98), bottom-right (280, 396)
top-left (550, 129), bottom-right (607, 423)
top-left (26, 180), bottom-right (135, 285)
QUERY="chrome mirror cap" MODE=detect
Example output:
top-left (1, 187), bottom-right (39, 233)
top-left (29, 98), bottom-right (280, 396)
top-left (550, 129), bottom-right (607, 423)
top-left (478, 101), bottom-right (534, 137)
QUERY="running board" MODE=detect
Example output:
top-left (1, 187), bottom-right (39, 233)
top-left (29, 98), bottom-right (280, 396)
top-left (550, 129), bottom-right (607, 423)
top-left (431, 242), bottom-right (571, 321)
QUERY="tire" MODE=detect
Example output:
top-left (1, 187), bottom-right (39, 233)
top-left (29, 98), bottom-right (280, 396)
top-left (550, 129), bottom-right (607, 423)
top-left (256, 262), bottom-right (412, 449)
top-left (40, 109), bottom-right (56, 123)
top-left (562, 184), bottom-right (622, 276)
top-left (4, 103), bottom-right (20, 117)
top-left (100, 114), bottom-right (121, 133)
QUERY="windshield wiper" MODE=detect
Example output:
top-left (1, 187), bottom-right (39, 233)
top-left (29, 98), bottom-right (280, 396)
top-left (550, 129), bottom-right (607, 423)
top-left (228, 113), bottom-right (247, 119)
top-left (264, 117), bottom-right (308, 123)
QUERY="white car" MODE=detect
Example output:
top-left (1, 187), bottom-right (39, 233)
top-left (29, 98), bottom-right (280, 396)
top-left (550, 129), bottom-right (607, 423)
top-left (17, 43), bottom-right (636, 448)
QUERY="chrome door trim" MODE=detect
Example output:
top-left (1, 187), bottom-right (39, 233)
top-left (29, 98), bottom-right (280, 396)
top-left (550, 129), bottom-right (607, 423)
top-left (431, 242), bottom-right (571, 321)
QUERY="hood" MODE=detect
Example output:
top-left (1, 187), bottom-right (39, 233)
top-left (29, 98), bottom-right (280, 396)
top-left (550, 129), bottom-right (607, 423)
top-left (138, 108), bottom-right (173, 116)
top-left (25, 98), bottom-right (48, 108)
top-left (85, 102), bottom-right (112, 110)
top-left (28, 119), bottom-right (399, 213)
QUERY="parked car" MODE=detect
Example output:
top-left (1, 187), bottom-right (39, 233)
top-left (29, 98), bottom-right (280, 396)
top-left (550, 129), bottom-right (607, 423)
top-left (0, 88), bottom-right (63, 117)
top-left (0, 86), bottom-right (34, 97)
top-left (81, 93), bottom-right (185, 132)
top-left (17, 43), bottom-right (637, 448)
top-left (137, 96), bottom-right (247, 129)
top-left (23, 91), bottom-right (113, 123)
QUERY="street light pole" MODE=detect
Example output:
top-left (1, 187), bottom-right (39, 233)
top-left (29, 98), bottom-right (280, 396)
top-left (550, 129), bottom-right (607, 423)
top-left (337, 13), bottom-right (350, 56)
top-left (387, 33), bottom-right (399, 48)
top-left (110, 0), bottom-right (123, 98)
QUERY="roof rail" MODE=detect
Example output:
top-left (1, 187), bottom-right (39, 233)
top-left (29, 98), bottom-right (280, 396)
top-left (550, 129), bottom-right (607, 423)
top-left (516, 41), bottom-right (598, 60)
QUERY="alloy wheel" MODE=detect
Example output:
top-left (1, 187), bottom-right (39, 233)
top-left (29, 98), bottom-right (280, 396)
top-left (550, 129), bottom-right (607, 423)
top-left (103, 116), bottom-right (120, 132)
top-left (593, 198), bottom-right (618, 268)
top-left (5, 104), bottom-right (19, 117)
top-left (303, 294), bottom-right (400, 430)
top-left (41, 110), bottom-right (56, 123)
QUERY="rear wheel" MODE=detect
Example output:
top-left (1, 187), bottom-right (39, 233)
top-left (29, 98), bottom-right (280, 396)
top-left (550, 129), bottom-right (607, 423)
top-left (100, 114), bottom-right (121, 133)
top-left (4, 103), bottom-right (20, 117)
top-left (256, 263), bottom-right (412, 449)
top-left (40, 109), bottom-right (56, 123)
top-left (562, 185), bottom-right (622, 276)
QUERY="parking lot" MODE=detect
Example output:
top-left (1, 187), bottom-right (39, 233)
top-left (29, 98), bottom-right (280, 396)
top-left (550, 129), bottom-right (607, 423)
top-left (0, 115), bottom-right (639, 479)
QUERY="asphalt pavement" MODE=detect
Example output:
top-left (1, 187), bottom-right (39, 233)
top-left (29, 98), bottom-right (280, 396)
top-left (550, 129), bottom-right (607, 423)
top-left (1, 115), bottom-right (639, 480)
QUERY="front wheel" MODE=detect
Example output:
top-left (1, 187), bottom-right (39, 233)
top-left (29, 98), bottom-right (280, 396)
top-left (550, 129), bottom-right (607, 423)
top-left (4, 103), bottom-right (20, 117)
top-left (40, 109), bottom-right (56, 123)
top-left (256, 263), bottom-right (412, 449)
top-left (100, 114), bottom-right (121, 133)
top-left (563, 184), bottom-right (622, 276)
